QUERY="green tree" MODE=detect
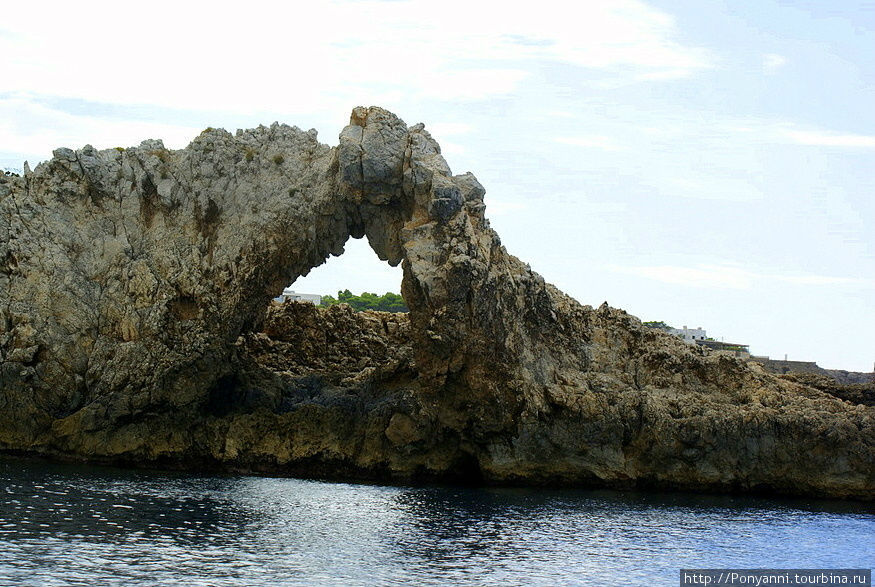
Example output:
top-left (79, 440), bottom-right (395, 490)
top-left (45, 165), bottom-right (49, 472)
top-left (320, 290), bottom-right (408, 312)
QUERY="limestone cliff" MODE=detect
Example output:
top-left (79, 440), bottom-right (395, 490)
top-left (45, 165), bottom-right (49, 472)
top-left (0, 107), bottom-right (872, 499)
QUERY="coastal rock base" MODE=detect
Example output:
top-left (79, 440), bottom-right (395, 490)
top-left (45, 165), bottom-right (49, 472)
top-left (1, 108), bottom-right (872, 499)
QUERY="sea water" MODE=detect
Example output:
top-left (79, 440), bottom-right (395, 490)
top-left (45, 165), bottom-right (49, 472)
top-left (0, 458), bottom-right (871, 586)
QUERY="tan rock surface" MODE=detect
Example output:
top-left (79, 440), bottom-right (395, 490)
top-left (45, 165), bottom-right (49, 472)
top-left (0, 107), bottom-right (871, 498)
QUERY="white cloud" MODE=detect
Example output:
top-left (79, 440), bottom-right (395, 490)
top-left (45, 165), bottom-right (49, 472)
top-left (763, 53), bottom-right (787, 72)
top-left (610, 264), bottom-right (755, 289)
top-left (0, 0), bottom-right (711, 116)
top-left (783, 130), bottom-right (875, 147)
top-left (418, 123), bottom-right (472, 159)
top-left (416, 69), bottom-right (530, 101)
top-left (718, 119), bottom-right (875, 148)
top-left (436, 140), bottom-right (466, 157)
top-left (776, 274), bottom-right (868, 286)
top-left (658, 176), bottom-right (763, 202)
top-left (555, 135), bottom-right (623, 151)
top-left (0, 96), bottom-right (202, 165)
top-left (609, 263), bottom-right (872, 290)
top-left (638, 68), bottom-right (701, 81)
top-left (0, 0), bottom-right (715, 166)
top-left (485, 200), bottom-right (528, 216)
top-left (427, 122), bottom-right (472, 137)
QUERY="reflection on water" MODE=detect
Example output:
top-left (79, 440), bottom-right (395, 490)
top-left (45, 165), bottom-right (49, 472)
top-left (0, 458), bottom-right (872, 586)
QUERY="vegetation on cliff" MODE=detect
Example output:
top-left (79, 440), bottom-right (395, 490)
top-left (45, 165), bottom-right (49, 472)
top-left (320, 290), bottom-right (408, 313)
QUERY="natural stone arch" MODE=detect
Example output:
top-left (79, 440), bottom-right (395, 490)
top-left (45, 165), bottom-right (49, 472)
top-left (0, 107), bottom-right (871, 498)
top-left (0, 106), bottom-right (493, 458)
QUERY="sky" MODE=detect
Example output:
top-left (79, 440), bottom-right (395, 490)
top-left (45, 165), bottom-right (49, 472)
top-left (1, 0), bottom-right (872, 371)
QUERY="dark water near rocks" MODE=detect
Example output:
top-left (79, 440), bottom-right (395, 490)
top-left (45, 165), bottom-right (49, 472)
top-left (0, 458), bottom-right (871, 586)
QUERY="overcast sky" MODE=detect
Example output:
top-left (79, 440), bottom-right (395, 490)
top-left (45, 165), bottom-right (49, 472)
top-left (2, 0), bottom-right (873, 371)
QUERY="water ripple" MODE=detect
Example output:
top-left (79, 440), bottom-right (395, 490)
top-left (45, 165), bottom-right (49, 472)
top-left (0, 459), bottom-right (872, 586)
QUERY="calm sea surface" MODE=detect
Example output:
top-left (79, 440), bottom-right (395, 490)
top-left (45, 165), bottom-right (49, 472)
top-left (0, 458), bottom-right (871, 586)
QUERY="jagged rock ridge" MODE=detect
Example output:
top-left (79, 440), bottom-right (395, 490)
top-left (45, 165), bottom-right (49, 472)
top-left (0, 107), bottom-right (871, 498)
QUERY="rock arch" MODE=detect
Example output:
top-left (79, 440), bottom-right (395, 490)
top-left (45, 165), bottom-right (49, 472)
top-left (0, 107), bottom-right (871, 498)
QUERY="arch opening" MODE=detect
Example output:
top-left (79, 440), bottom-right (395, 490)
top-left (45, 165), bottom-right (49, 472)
top-left (281, 237), bottom-right (405, 308)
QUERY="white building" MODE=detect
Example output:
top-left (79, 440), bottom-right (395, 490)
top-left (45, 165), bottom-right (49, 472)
top-left (274, 288), bottom-right (322, 305)
top-left (668, 325), bottom-right (707, 344)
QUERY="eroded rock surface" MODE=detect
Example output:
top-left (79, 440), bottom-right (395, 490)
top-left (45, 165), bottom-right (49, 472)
top-left (1, 107), bottom-right (872, 498)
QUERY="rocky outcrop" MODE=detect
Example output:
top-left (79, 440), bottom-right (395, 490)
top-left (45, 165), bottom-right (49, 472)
top-left (246, 302), bottom-right (412, 382)
top-left (824, 369), bottom-right (875, 386)
top-left (750, 356), bottom-right (874, 386)
top-left (1, 107), bottom-right (872, 499)
top-left (0, 124), bottom-right (349, 452)
top-left (779, 373), bottom-right (875, 408)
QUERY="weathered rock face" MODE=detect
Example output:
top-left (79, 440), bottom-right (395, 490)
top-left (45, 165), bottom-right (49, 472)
top-left (0, 124), bottom-right (350, 452)
top-left (1, 107), bottom-right (872, 499)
